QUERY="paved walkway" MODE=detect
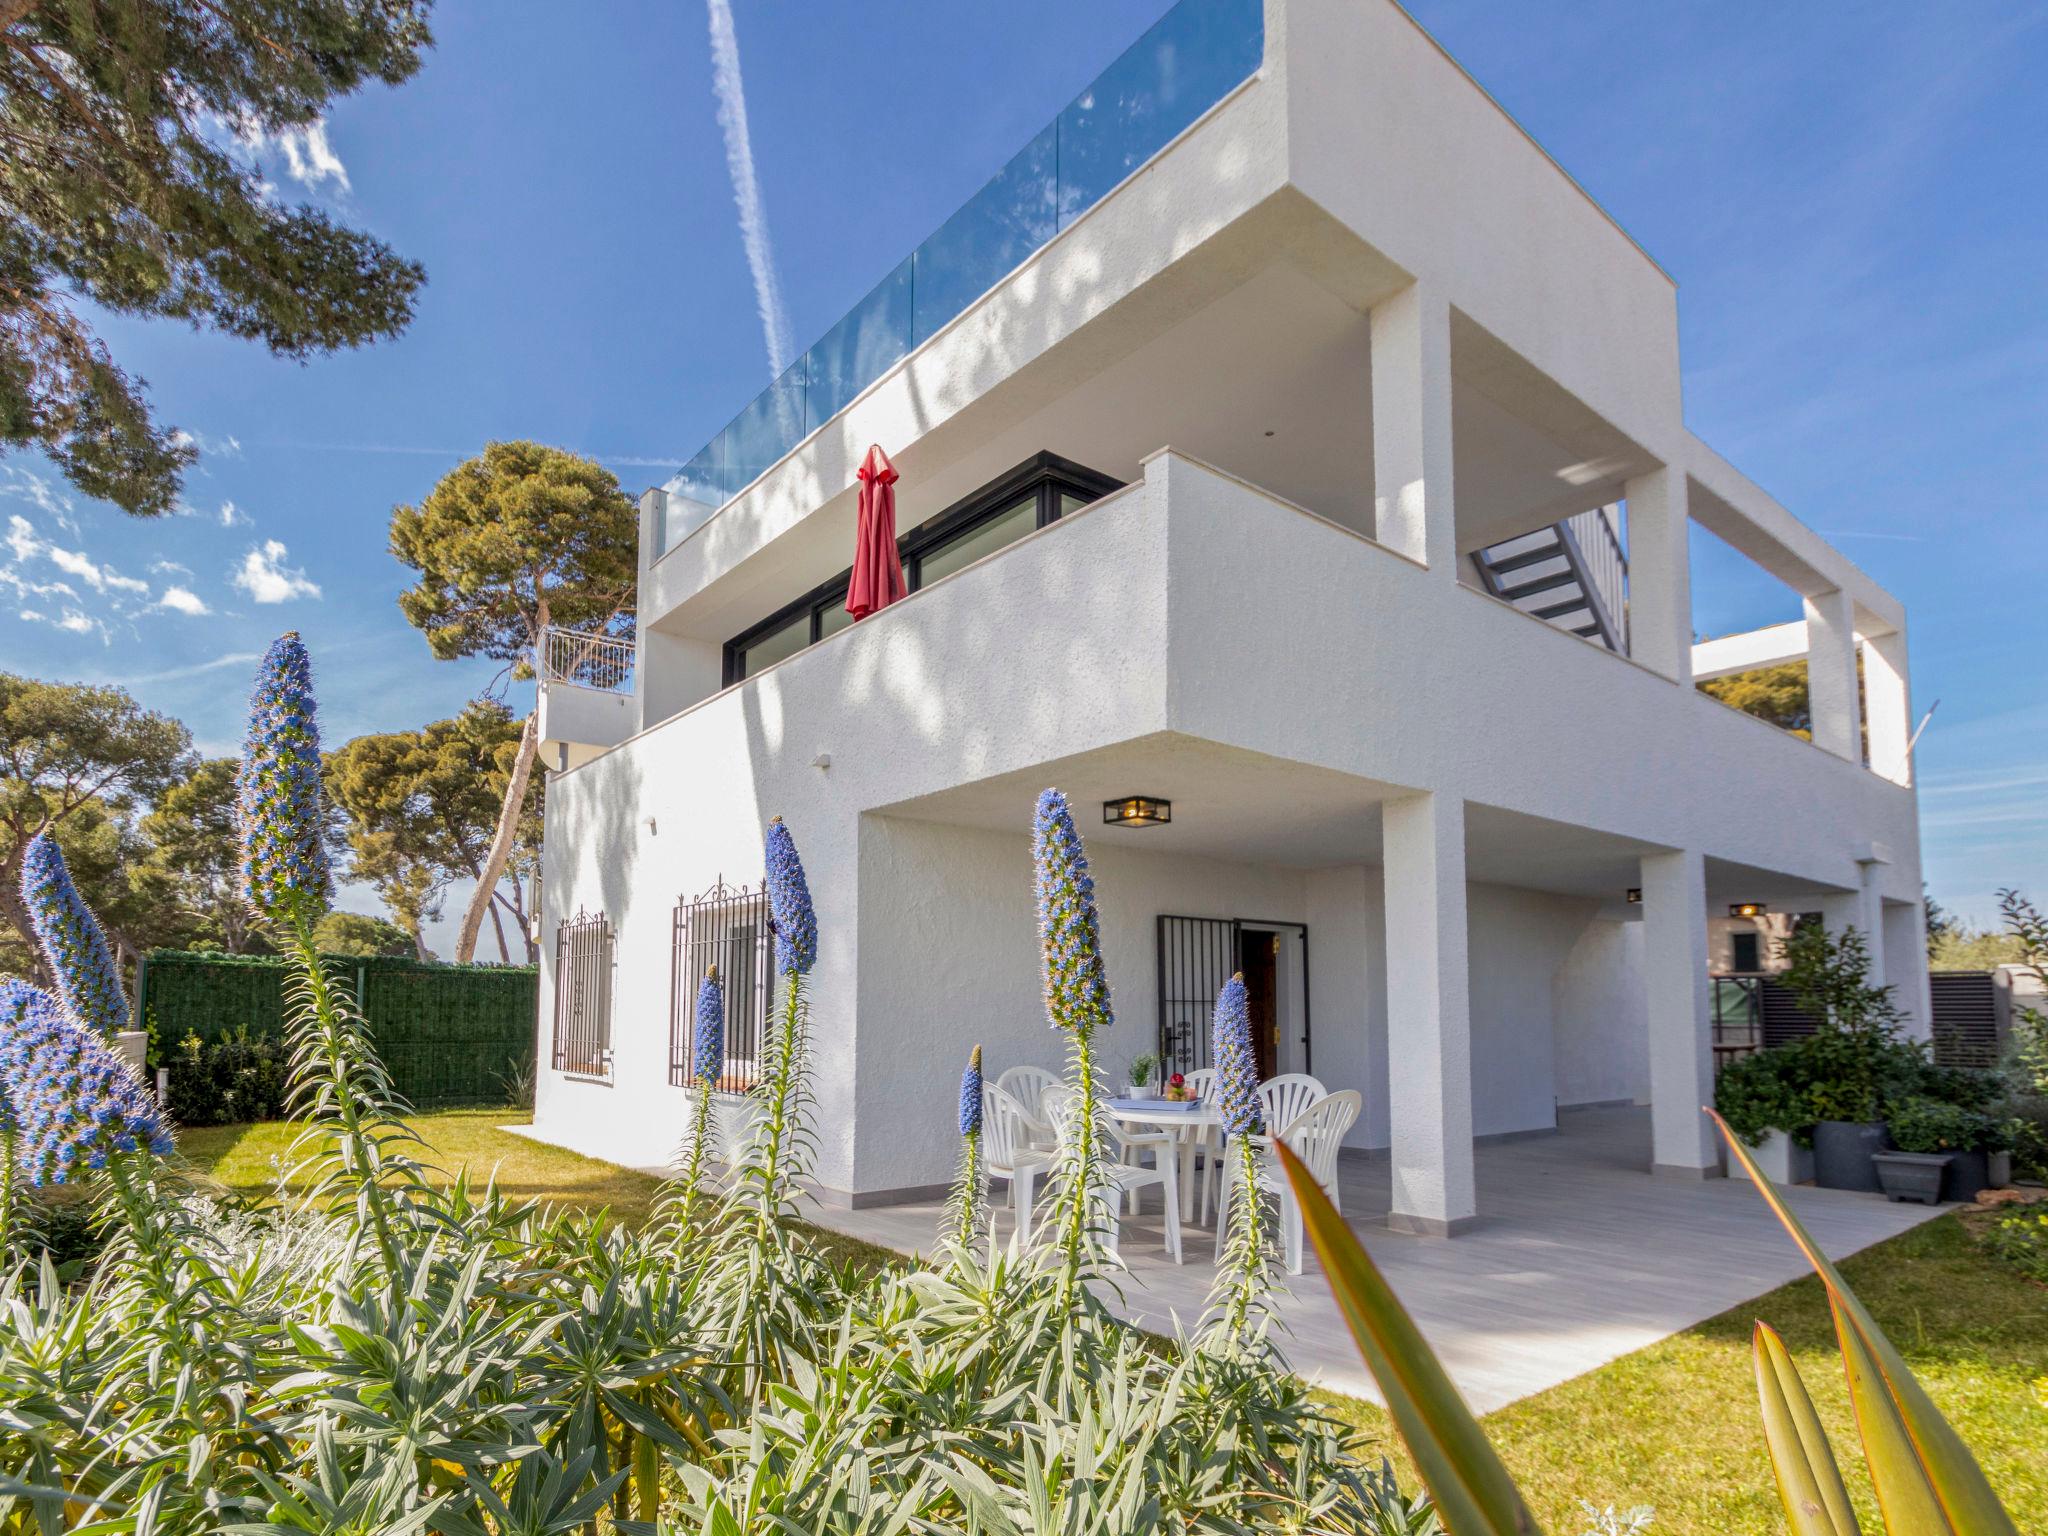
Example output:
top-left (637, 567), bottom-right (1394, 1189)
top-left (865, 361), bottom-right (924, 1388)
top-left (800, 1106), bottom-right (1944, 1412)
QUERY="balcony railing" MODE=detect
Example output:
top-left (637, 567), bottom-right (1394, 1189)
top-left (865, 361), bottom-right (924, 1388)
top-left (541, 626), bottom-right (634, 694)
top-left (655, 0), bottom-right (1264, 557)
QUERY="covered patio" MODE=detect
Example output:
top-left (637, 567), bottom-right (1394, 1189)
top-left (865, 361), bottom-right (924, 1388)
top-left (805, 1103), bottom-right (1942, 1412)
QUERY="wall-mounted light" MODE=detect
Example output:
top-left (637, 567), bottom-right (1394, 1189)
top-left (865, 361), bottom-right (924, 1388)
top-left (1625, 888), bottom-right (1642, 904)
top-left (1103, 794), bottom-right (1171, 829)
top-left (1729, 901), bottom-right (1768, 919)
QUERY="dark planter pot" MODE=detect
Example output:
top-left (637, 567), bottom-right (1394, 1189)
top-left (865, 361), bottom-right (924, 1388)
top-left (1941, 1149), bottom-right (1991, 1204)
top-left (1873, 1151), bottom-right (1953, 1205)
top-left (1813, 1120), bottom-right (1888, 1192)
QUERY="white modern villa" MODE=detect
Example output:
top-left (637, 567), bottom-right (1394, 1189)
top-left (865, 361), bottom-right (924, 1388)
top-left (526, 0), bottom-right (1929, 1240)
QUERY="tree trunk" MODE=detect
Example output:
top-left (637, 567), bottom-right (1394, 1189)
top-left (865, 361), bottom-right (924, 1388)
top-left (486, 896), bottom-right (510, 964)
top-left (0, 839), bottom-right (46, 986)
top-left (494, 886), bottom-right (537, 962)
top-left (455, 709), bottom-right (538, 964)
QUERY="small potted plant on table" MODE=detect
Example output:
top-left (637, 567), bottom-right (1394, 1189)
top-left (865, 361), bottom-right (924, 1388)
top-left (1126, 1051), bottom-right (1161, 1099)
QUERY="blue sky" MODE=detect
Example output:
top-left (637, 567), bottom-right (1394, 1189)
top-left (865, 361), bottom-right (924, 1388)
top-left (2, 0), bottom-right (2043, 944)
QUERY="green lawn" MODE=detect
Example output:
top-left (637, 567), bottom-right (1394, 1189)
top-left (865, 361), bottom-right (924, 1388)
top-left (1318, 1211), bottom-right (2047, 1533)
top-left (175, 1108), bottom-right (899, 1275)
top-left (177, 1112), bottom-right (2046, 1532)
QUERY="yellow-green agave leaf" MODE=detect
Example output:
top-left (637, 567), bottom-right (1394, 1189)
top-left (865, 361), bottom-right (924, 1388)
top-left (1275, 1141), bottom-right (1539, 1535)
top-left (1754, 1321), bottom-right (1860, 1535)
top-left (1712, 1111), bottom-right (2017, 1534)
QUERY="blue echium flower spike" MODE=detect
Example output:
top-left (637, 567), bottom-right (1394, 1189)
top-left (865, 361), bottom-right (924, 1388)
top-left (1212, 972), bottom-right (1263, 1137)
top-left (1033, 789), bottom-right (1113, 1035)
top-left (18, 832), bottom-right (127, 1039)
top-left (238, 631), bottom-right (330, 922)
top-left (959, 1044), bottom-right (984, 1138)
top-left (693, 968), bottom-right (725, 1085)
top-left (0, 978), bottom-right (172, 1186)
top-left (763, 817), bottom-right (817, 975)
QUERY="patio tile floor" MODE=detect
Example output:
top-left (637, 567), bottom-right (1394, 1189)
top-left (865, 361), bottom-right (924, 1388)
top-left (801, 1105), bottom-right (1943, 1412)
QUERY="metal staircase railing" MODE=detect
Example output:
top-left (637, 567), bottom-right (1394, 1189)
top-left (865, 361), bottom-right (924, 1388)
top-left (1473, 505), bottom-right (1628, 653)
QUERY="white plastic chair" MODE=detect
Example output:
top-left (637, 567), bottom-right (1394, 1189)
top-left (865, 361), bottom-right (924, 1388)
top-left (1179, 1067), bottom-right (1221, 1223)
top-left (1257, 1074), bottom-right (1328, 1155)
top-left (995, 1064), bottom-right (1061, 1150)
top-left (1213, 1090), bottom-right (1361, 1275)
top-left (982, 1084), bottom-right (1052, 1244)
top-left (1044, 1087), bottom-right (1182, 1263)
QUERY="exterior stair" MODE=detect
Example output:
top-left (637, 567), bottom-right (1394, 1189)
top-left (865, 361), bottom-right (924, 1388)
top-left (1473, 506), bottom-right (1628, 653)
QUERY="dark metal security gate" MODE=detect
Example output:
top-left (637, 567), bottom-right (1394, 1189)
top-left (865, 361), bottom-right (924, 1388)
top-left (1158, 916), bottom-right (1236, 1076)
top-left (670, 878), bottom-right (777, 1092)
top-left (1156, 915), bottom-right (1311, 1078)
top-left (552, 911), bottom-right (613, 1076)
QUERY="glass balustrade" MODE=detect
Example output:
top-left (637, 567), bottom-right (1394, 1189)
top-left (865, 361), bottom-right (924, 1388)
top-left (656, 0), bottom-right (1263, 558)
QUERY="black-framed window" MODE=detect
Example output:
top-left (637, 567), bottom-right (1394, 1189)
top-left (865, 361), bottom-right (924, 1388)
top-left (724, 451), bottom-right (1123, 685)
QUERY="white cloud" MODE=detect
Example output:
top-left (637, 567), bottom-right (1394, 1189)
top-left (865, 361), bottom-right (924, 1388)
top-left (218, 499), bottom-right (252, 528)
top-left (5, 514), bottom-right (35, 564)
top-left (168, 427), bottom-right (244, 460)
top-left (279, 121), bottom-right (349, 193)
top-left (150, 558), bottom-right (193, 578)
top-left (0, 467), bottom-right (79, 534)
top-left (43, 540), bottom-right (147, 595)
top-left (157, 586), bottom-right (211, 616)
top-left (231, 539), bottom-right (321, 603)
top-left (15, 604), bottom-right (109, 643)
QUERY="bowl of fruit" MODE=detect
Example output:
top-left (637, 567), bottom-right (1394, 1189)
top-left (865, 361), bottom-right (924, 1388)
top-left (1163, 1072), bottom-right (1189, 1103)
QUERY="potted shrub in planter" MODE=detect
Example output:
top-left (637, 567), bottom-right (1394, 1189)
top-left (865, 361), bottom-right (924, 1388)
top-left (1125, 1051), bottom-right (1161, 1100)
top-left (1778, 923), bottom-right (1906, 1193)
top-left (1713, 1045), bottom-right (1815, 1184)
top-left (1885, 1097), bottom-right (2014, 1203)
top-left (1871, 1143), bottom-right (1952, 1205)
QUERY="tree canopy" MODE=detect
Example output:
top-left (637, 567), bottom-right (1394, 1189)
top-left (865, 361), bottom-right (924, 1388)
top-left (1697, 661), bottom-right (1811, 738)
top-left (0, 671), bottom-right (191, 959)
top-left (137, 757), bottom-right (264, 955)
top-left (325, 699), bottom-right (542, 961)
top-left (1, 0), bottom-right (433, 514)
top-left (389, 440), bottom-right (637, 668)
top-left (389, 440), bottom-right (632, 961)
top-left (311, 909), bottom-right (419, 958)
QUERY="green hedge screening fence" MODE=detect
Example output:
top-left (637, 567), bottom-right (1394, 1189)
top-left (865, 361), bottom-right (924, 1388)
top-left (137, 949), bottom-right (537, 1107)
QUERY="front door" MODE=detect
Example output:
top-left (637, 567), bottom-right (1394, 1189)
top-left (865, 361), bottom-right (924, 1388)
top-left (1156, 914), bottom-right (1310, 1078)
top-left (1239, 927), bottom-right (1280, 1080)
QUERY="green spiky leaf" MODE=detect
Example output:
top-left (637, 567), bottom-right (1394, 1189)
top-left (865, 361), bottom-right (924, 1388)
top-left (1754, 1321), bottom-right (1860, 1534)
top-left (1713, 1110), bottom-right (2017, 1534)
top-left (1275, 1141), bottom-right (1540, 1535)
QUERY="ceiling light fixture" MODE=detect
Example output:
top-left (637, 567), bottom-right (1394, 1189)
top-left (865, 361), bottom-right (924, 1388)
top-left (1103, 795), bottom-right (1171, 829)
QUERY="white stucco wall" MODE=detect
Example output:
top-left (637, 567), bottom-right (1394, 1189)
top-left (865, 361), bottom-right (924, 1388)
top-left (1553, 918), bottom-right (1649, 1108)
top-left (535, 455), bottom-right (1924, 1198)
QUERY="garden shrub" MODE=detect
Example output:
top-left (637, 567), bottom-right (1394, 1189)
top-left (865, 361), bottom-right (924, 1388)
top-left (1983, 1205), bottom-right (2048, 1284)
top-left (160, 1026), bottom-right (293, 1126)
top-left (1886, 1096), bottom-right (2012, 1155)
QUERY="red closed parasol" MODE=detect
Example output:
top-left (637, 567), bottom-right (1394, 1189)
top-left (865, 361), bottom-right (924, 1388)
top-left (845, 444), bottom-right (906, 621)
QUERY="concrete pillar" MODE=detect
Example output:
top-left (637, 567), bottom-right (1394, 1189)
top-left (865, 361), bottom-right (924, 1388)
top-left (1640, 849), bottom-right (1718, 1176)
top-left (1820, 853), bottom-right (1888, 981)
top-left (1863, 628), bottom-right (1913, 785)
top-left (1622, 466), bottom-right (1691, 683)
top-left (1803, 588), bottom-right (1863, 762)
top-left (1382, 792), bottom-right (1476, 1235)
top-left (1857, 860), bottom-right (1887, 985)
top-left (1370, 283), bottom-right (1457, 573)
top-left (1884, 899), bottom-right (1933, 1043)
